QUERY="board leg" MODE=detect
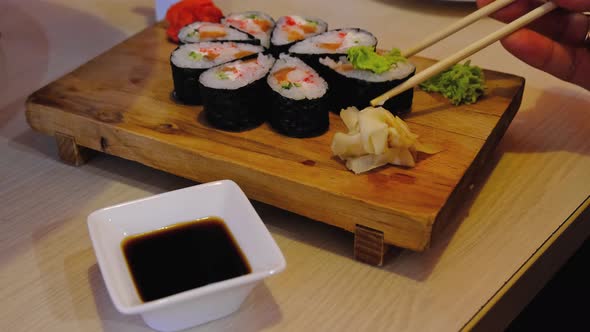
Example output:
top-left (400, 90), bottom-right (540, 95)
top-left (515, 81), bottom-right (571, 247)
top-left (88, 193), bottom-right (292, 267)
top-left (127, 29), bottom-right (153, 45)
top-left (354, 224), bottom-right (389, 266)
top-left (55, 132), bottom-right (93, 166)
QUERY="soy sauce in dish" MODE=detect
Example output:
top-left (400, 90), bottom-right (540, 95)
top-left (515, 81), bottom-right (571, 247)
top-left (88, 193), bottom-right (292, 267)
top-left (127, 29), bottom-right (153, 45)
top-left (121, 216), bottom-right (251, 302)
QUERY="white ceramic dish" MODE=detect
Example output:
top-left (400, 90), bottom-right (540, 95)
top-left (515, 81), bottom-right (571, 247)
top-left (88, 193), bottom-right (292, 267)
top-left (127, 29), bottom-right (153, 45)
top-left (87, 180), bottom-right (286, 332)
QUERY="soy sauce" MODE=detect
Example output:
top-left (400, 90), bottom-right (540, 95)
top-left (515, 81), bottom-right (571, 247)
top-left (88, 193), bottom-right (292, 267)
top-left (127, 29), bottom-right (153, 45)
top-left (121, 217), bottom-right (251, 302)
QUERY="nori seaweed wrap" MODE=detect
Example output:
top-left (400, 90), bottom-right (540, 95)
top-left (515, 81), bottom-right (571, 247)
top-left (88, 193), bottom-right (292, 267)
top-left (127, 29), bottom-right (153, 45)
top-left (198, 53), bottom-right (276, 131)
top-left (267, 54), bottom-right (330, 138)
top-left (170, 42), bottom-right (264, 105)
top-left (319, 55), bottom-right (415, 116)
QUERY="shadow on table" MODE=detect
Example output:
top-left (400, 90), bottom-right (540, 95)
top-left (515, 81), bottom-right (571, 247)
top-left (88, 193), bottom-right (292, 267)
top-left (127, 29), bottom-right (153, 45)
top-left (0, 8), bottom-right (165, 330)
top-left (87, 264), bottom-right (154, 331)
top-left (0, 0), bottom-right (153, 269)
top-left (199, 282), bottom-right (283, 331)
top-left (88, 262), bottom-right (283, 332)
top-left (0, 1), bottom-right (49, 124)
top-left (27, 219), bottom-right (145, 331)
top-left (0, 0), bottom-right (151, 124)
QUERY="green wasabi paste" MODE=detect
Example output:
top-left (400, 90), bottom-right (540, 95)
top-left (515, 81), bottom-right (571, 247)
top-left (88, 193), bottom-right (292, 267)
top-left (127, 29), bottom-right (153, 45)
top-left (419, 60), bottom-right (485, 105)
top-left (347, 46), bottom-right (408, 74)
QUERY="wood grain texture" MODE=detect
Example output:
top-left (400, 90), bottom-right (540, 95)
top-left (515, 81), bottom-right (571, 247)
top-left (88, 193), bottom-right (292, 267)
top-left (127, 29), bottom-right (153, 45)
top-left (55, 132), bottom-right (93, 166)
top-left (354, 225), bottom-right (387, 266)
top-left (25, 22), bottom-right (525, 252)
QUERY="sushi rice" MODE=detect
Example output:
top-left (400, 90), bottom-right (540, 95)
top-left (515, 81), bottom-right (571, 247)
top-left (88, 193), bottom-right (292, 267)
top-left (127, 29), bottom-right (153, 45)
top-left (171, 42), bottom-right (264, 69)
top-left (288, 28), bottom-right (377, 54)
top-left (271, 15), bottom-right (328, 46)
top-left (223, 11), bottom-right (275, 48)
top-left (178, 22), bottom-right (254, 44)
top-left (268, 54), bottom-right (328, 100)
top-left (199, 53), bottom-right (275, 90)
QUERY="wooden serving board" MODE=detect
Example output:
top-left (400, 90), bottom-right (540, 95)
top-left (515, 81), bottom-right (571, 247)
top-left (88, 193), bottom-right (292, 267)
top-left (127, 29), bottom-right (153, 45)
top-left (25, 22), bottom-right (524, 265)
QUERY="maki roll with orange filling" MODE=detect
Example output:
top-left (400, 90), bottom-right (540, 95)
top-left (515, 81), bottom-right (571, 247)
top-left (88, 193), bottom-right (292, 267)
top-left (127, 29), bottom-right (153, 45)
top-left (270, 16), bottom-right (328, 56)
top-left (178, 22), bottom-right (259, 45)
top-left (222, 11), bottom-right (275, 48)
top-left (199, 53), bottom-right (276, 131)
top-left (170, 42), bottom-right (264, 104)
top-left (267, 54), bottom-right (330, 138)
top-left (288, 28), bottom-right (377, 74)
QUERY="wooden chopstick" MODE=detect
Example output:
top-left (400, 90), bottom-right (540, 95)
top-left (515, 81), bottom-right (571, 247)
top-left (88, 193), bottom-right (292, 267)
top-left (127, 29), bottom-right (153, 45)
top-left (371, 1), bottom-right (558, 107)
top-left (402, 0), bottom-right (518, 58)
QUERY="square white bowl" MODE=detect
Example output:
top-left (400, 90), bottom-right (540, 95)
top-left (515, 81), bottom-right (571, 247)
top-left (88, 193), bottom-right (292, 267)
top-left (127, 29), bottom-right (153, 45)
top-left (87, 180), bottom-right (286, 332)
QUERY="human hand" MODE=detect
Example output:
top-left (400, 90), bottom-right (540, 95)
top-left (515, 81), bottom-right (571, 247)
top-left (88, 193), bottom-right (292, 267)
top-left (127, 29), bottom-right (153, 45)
top-left (477, 0), bottom-right (590, 90)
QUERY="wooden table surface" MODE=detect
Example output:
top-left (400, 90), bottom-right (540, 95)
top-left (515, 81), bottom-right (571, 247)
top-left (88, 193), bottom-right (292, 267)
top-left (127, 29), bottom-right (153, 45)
top-left (1, 1), bottom-right (589, 331)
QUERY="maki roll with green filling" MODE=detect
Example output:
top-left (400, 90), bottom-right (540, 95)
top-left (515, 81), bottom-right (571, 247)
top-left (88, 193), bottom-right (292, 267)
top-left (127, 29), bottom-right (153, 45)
top-left (270, 16), bottom-right (328, 57)
top-left (170, 42), bottom-right (264, 104)
top-left (319, 47), bottom-right (415, 116)
top-left (288, 28), bottom-right (377, 74)
top-left (222, 11), bottom-right (275, 48)
top-left (267, 54), bottom-right (330, 138)
top-left (178, 22), bottom-right (259, 45)
top-left (199, 53), bottom-right (276, 131)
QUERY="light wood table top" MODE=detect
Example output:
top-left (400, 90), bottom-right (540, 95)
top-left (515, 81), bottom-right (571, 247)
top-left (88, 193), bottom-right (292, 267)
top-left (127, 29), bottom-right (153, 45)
top-left (1, 1), bottom-right (589, 331)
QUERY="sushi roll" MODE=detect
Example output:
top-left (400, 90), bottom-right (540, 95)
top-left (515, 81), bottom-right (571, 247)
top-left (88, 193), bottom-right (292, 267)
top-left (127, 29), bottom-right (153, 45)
top-left (178, 22), bottom-right (259, 45)
top-left (288, 28), bottom-right (377, 74)
top-left (170, 42), bottom-right (264, 104)
top-left (319, 54), bottom-right (415, 115)
top-left (267, 54), bottom-right (330, 138)
top-left (199, 53), bottom-right (276, 131)
top-left (270, 16), bottom-right (328, 57)
top-left (222, 11), bottom-right (275, 48)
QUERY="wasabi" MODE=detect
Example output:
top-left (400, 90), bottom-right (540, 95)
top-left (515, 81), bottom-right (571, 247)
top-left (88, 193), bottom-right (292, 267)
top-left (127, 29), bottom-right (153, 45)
top-left (419, 60), bottom-right (485, 105)
top-left (347, 46), bottom-right (408, 74)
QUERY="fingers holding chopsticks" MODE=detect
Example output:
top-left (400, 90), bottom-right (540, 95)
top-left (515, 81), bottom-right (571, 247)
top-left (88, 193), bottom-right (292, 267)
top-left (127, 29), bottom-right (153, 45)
top-left (501, 29), bottom-right (590, 89)
top-left (477, 0), bottom-right (590, 45)
top-left (552, 0), bottom-right (590, 12)
top-left (371, 1), bottom-right (587, 106)
top-left (478, 0), bottom-right (590, 90)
